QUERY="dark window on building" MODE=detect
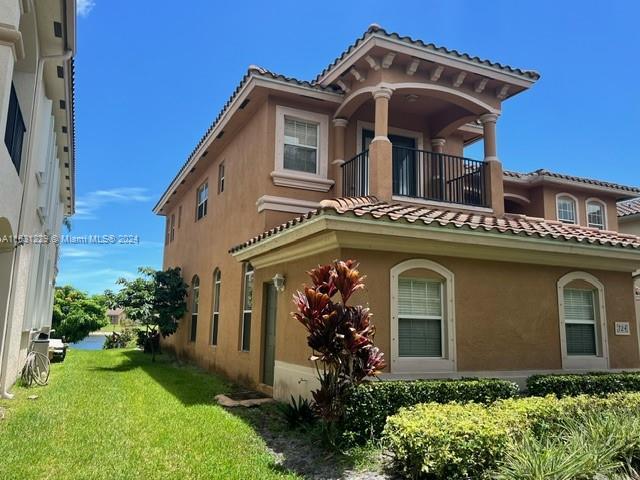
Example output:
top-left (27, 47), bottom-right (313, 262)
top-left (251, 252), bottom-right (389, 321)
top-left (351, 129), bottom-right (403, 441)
top-left (241, 263), bottom-right (253, 351)
top-left (4, 84), bottom-right (26, 175)
top-left (196, 183), bottom-right (208, 220)
top-left (218, 162), bottom-right (225, 193)
top-left (170, 214), bottom-right (175, 242)
top-left (211, 269), bottom-right (221, 346)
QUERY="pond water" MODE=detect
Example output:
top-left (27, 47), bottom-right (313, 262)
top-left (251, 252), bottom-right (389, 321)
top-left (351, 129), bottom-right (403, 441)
top-left (71, 334), bottom-right (106, 350)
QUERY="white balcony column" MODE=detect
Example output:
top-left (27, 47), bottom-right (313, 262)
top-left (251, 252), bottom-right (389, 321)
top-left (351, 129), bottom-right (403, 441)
top-left (479, 113), bottom-right (500, 162)
top-left (332, 118), bottom-right (348, 197)
top-left (431, 138), bottom-right (446, 154)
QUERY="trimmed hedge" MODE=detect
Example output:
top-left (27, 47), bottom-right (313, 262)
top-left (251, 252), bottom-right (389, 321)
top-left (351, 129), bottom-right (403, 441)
top-left (527, 371), bottom-right (640, 397)
top-left (341, 378), bottom-right (519, 445)
top-left (383, 393), bottom-right (640, 480)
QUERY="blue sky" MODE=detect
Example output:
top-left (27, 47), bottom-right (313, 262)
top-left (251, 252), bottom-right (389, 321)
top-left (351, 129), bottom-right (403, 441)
top-left (58, 0), bottom-right (640, 294)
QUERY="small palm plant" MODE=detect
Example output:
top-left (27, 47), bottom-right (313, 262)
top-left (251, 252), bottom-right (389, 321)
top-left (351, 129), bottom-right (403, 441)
top-left (292, 260), bottom-right (385, 426)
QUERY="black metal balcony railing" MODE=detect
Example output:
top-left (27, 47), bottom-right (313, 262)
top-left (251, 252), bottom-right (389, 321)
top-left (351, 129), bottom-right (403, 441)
top-left (341, 146), bottom-right (487, 207)
top-left (341, 149), bottom-right (369, 197)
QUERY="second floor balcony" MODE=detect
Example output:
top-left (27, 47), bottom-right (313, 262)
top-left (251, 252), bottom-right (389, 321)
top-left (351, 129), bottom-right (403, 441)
top-left (342, 146), bottom-right (488, 207)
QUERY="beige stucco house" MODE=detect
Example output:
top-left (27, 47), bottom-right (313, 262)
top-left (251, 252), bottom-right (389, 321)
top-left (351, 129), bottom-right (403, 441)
top-left (155, 25), bottom-right (640, 400)
top-left (0, 0), bottom-right (76, 397)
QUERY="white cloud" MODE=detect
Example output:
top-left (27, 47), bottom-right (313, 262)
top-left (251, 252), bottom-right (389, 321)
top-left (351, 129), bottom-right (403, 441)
top-left (76, 0), bottom-right (95, 17)
top-left (74, 187), bottom-right (154, 220)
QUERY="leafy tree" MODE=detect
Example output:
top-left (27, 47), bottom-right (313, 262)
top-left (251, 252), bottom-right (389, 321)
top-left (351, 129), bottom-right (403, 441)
top-left (109, 267), bottom-right (188, 360)
top-left (292, 260), bottom-right (385, 437)
top-left (52, 286), bottom-right (108, 342)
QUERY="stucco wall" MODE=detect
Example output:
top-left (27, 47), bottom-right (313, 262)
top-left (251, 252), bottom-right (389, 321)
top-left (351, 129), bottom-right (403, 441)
top-left (250, 251), bottom-right (640, 394)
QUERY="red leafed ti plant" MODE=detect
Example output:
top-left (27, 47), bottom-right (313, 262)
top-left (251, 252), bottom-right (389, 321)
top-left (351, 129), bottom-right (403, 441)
top-left (292, 260), bottom-right (386, 425)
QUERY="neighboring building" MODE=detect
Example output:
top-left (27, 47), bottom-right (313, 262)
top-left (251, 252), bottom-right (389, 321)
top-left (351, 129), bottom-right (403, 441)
top-left (0, 0), bottom-right (76, 398)
top-left (106, 308), bottom-right (126, 326)
top-left (155, 25), bottom-right (640, 400)
top-left (618, 198), bottom-right (640, 333)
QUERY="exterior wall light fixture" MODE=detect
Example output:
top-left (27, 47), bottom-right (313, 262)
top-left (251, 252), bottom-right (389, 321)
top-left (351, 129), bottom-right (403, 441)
top-left (272, 273), bottom-right (286, 292)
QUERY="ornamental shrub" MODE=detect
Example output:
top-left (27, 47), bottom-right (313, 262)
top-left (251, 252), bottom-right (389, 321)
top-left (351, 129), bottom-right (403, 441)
top-left (527, 371), bottom-right (640, 397)
top-left (383, 392), bottom-right (640, 479)
top-left (341, 378), bottom-right (519, 445)
top-left (383, 402), bottom-right (513, 480)
top-left (292, 260), bottom-right (385, 426)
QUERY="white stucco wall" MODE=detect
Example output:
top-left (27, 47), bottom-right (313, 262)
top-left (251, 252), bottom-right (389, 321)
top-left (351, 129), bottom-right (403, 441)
top-left (0, 0), bottom-right (70, 395)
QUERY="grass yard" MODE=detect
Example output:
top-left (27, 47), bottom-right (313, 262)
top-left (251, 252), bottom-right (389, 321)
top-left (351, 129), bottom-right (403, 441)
top-left (0, 349), bottom-right (299, 480)
top-left (97, 323), bottom-right (124, 333)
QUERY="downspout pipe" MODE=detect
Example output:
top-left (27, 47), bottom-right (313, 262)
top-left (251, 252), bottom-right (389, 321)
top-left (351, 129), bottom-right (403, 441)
top-left (0, 47), bottom-right (73, 399)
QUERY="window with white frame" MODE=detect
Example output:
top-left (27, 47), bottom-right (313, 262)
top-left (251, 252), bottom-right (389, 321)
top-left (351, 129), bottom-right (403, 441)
top-left (398, 278), bottom-right (443, 357)
top-left (284, 117), bottom-right (318, 174)
top-left (211, 269), bottom-right (221, 346)
top-left (390, 259), bottom-right (456, 373)
top-left (273, 105), bottom-right (332, 191)
top-left (557, 195), bottom-right (577, 224)
top-left (240, 263), bottom-right (253, 351)
top-left (196, 183), bottom-right (208, 220)
top-left (563, 288), bottom-right (599, 356)
top-left (586, 200), bottom-right (606, 229)
top-left (557, 271), bottom-right (608, 370)
top-left (190, 275), bottom-right (200, 342)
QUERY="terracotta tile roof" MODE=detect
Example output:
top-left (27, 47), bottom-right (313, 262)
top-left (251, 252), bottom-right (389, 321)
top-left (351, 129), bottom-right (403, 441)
top-left (230, 196), bottom-right (640, 254)
top-left (153, 66), bottom-right (340, 213)
top-left (504, 168), bottom-right (640, 194)
top-left (618, 198), bottom-right (640, 218)
top-left (315, 24), bottom-right (540, 83)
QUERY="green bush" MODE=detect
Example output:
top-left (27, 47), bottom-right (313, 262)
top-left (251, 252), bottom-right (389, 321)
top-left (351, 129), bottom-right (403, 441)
top-left (527, 371), bottom-right (640, 397)
top-left (384, 402), bottom-right (513, 479)
top-left (341, 378), bottom-right (519, 445)
top-left (383, 393), bottom-right (640, 479)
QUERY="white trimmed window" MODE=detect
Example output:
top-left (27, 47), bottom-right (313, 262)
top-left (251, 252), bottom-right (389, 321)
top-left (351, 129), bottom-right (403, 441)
top-left (557, 195), bottom-right (577, 224)
top-left (557, 272), bottom-right (608, 370)
top-left (390, 259), bottom-right (456, 373)
top-left (211, 269), bottom-right (221, 346)
top-left (398, 278), bottom-right (443, 357)
top-left (564, 289), bottom-right (598, 356)
top-left (196, 183), bottom-right (208, 220)
top-left (272, 105), bottom-right (332, 192)
top-left (240, 263), bottom-right (254, 351)
top-left (284, 118), bottom-right (318, 174)
top-left (586, 200), bottom-right (606, 230)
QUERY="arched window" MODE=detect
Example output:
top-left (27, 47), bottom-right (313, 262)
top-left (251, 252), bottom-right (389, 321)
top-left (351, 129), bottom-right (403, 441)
top-left (557, 271), bottom-right (608, 369)
top-left (190, 275), bottom-right (200, 342)
top-left (390, 259), bottom-right (456, 373)
top-left (556, 194), bottom-right (578, 224)
top-left (586, 199), bottom-right (607, 230)
top-left (240, 263), bottom-right (254, 351)
top-left (211, 269), bottom-right (221, 346)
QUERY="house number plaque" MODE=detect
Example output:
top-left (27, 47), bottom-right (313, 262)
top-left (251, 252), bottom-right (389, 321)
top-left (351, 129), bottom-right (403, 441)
top-left (615, 322), bottom-right (631, 336)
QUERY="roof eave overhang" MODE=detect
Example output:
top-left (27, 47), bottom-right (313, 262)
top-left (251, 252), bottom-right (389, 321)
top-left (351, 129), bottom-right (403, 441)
top-left (504, 175), bottom-right (640, 199)
top-left (232, 213), bottom-right (640, 272)
top-left (619, 213), bottom-right (640, 223)
top-left (152, 76), bottom-right (343, 215)
top-left (317, 34), bottom-right (538, 90)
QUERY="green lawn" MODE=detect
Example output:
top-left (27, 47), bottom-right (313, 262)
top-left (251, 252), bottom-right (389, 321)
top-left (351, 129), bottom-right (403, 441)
top-left (0, 349), bottom-right (298, 480)
top-left (97, 323), bottom-right (124, 333)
